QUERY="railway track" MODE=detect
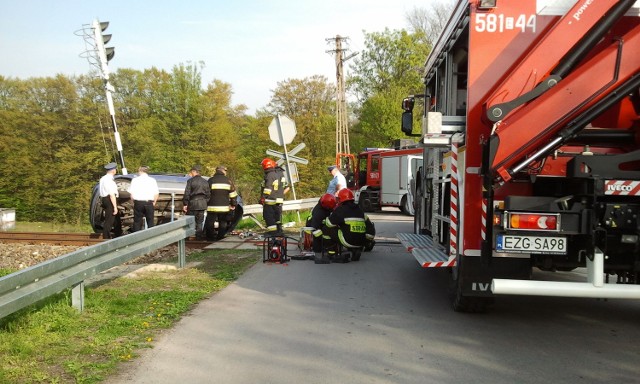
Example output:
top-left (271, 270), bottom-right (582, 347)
top-left (0, 232), bottom-right (211, 248)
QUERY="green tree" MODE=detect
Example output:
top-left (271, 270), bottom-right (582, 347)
top-left (348, 29), bottom-right (430, 149)
top-left (0, 75), bottom-right (104, 223)
top-left (266, 75), bottom-right (336, 197)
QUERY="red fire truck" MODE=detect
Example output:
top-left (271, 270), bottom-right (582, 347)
top-left (352, 145), bottom-right (423, 215)
top-left (399, 0), bottom-right (640, 311)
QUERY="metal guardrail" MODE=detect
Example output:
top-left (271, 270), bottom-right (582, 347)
top-left (241, 198), bottom-right (318, 227)
top-left (241, 198), bottom-right (318, 215)
top-left (0, 216), bottom-right (195, 319)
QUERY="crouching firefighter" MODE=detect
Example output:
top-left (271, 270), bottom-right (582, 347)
top-left (324, 188), bottom-right (375, 263)
top-left (304, 193), bottom-right (337, 264)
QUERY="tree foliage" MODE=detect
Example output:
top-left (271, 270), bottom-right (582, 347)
top-left (0, 68), bottom-right (341, 224)
top-left (266, 75), bottom-right (337, 197)
top-left (347, 28), bottom-right (431, 149)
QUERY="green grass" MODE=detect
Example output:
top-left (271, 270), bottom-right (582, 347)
top-left (0, 249), bottom-right (260, 384)
top-left (0, 268), bottom-right (13, 278)
top-left (11, 222), bottom-right (93, 233)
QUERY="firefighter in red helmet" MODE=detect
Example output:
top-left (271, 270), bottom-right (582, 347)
top-left (324, 188), bottom-right (376, 262)
top-left (303, 193), bottom-right (337, 263)
top-left (260, 158), bottom-right (289, 234)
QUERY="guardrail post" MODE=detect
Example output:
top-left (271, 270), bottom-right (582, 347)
top-left (71, 281), bottom-right (85, 312)
top-left (178, 238), bottom-right (186, 268)
top-left (171, 193), bottom-right (176, 222)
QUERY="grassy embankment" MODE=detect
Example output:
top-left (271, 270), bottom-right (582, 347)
top-left (0, 211), bottom-right (308, 383)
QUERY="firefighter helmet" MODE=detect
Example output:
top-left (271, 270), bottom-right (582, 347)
top-left (337, 188), bottom-right (355, 204)
top-left (320, 193), bottom-right (337, 210)
top-left (261, 158), bottom-right (276, 170)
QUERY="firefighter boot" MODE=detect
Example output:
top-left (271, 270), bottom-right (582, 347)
top-left (314, 252), bottom-right (330, 264)
top-left (331, 249), bottom-right (350, 263)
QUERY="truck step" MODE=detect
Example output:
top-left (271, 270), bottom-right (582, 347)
top-left (396, 233), bottom-right (455, 268)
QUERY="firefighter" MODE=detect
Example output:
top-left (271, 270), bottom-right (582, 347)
top-left (304, 193), bottom-right (337, 263)
top-left (260, 158), bottom-right (289, 235)
top-left (182, 165), bottom-right (210, 240)
top-left (204, 165), bottom-right (238, 241)
top-left (324, 188), bottom-right (375, 262)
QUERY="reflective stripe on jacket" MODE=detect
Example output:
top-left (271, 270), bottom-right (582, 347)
top-left (207, 173), bottom-right (237, 212)
top-left (261, 167), bottom-right (287, 204)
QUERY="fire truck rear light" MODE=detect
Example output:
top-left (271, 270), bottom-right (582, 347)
top-left (493, 214), bottom-right (502, 226)
top-left (507, 212), bottom-right (559, 231)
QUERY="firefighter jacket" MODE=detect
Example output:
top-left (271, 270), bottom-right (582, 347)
top-left (325, 201), bottom-right (375, 248)
top-left (207, 172), bottom-right (238, 212)
top-left (182, 175), bottom-right (210, 211)
top-left (261, 167), bottom-right (288, 205)
top-left (305, 203), bottom-right (333, 240)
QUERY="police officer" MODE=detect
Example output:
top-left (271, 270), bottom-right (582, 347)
top-left (260, 158), bottom-right (289, 235)
top-left (99, 162), bottom-right (119, 239)
top-left (325, 188), bottom-right (375, 262)
top-left (205, 165), bottom-right (238, 240)
top-left (182, 165), bottom-right (210, 240)
top-left (128, 166), bottom-right (159, 232)
top-left (326, 165), bottom-right (347, 195)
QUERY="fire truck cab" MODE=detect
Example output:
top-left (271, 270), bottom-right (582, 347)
top-left (353, 142), bottom-right (423, 215)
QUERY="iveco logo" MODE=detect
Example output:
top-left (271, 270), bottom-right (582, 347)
top-left (608, 184), bottom-right (633, 192)
top-left (472, 282), bottom-right (491, 292)
top-left (573, 0), bottom-right (594, 21)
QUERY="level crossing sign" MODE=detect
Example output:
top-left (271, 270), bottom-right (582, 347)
top-left (266, 143), bottom-right (308, 184)
top-left (266, 116), bottom-right (306, 211)
top-left (268, 114), bottom-right (296, 146)
top-left (266, 143), bottom-right (309, 165)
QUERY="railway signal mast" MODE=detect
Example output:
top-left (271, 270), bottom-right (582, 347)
top-left (79, 19), bottom-right (127, 174)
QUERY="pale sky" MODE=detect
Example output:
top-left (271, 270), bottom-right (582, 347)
top-left (0, 0), bottom-right (439, 114)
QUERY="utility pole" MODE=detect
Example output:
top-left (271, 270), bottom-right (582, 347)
top-left (326, 35), bottom-right (357, 168)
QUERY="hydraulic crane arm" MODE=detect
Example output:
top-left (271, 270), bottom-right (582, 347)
top-left (489, 21), bottom-right (640, 183)
top-left (485, 0), bottom-right (636, 122)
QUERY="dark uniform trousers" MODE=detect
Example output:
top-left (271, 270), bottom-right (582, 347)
top-left (187, 196), bottom-right (208, 239)
top-left (101, 196), bottom-right (117, 239)
top-left (133, 200), bottom-right (155, 232)
top-left (263, 203), bottom-right (283, 233)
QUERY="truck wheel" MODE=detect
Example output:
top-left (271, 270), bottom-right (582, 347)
top-left (400, 195), bottom-right (414, 216)
top-left (413, 197), bottom-right (422, 234)
top-left (449, 256), bottom-right (491, 313)
top-left (359, 192), bottom-right (373, 212)
top-left (89, 186), bottom-right (104, 233)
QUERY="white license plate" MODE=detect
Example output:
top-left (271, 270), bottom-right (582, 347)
top-left (496, 235), bottom-right (567, 254)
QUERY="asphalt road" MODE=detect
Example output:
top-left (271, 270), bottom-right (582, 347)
top-left (107, 210), bottom-right (640, 384)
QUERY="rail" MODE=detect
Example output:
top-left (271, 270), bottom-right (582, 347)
top-left (0, 216), bottom-right (195, 319)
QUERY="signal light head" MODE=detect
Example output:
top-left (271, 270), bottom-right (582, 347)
top-left (105, 47), bottom-right (115, 62)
